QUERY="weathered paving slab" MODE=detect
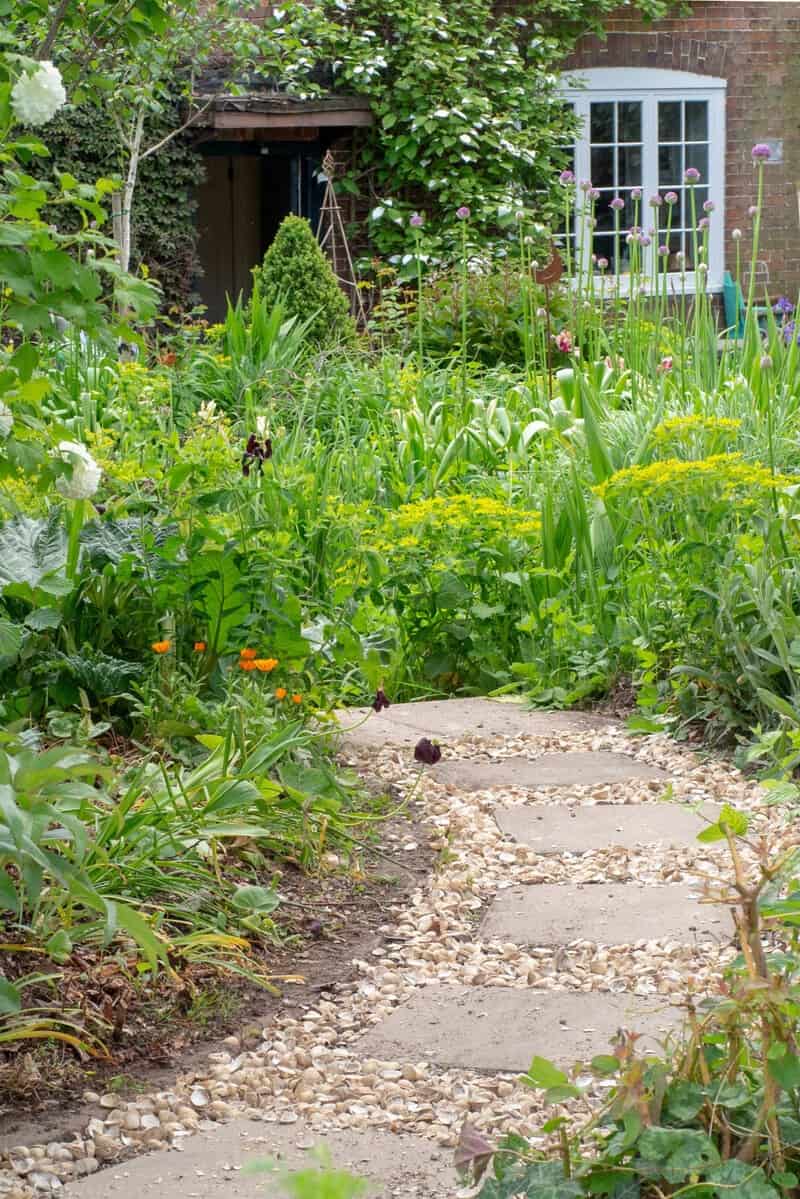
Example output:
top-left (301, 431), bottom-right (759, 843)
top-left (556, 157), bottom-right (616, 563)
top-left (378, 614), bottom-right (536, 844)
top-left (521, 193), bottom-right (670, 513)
top-left (495, 802), bottom-right (721, 852)
top-left (431, 751), bottom-right (668, 790)
top-left (480, 883), bottom-right (729, 946)
top-left (358, 986), bottom-right (684, 1072)
top-left (335, 698), bottom-right (616, 749)
top-left (64, 1119), bottom-right (454, 1198)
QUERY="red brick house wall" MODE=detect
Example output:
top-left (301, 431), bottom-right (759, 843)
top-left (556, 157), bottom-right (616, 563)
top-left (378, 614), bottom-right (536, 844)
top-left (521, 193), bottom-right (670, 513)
top-left (562, 1), bottom-right (800, 299)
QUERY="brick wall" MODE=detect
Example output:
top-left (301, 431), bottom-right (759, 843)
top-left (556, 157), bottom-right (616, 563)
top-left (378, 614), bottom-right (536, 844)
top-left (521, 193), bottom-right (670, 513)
top-left (561, 1), bottom-right (800, 298)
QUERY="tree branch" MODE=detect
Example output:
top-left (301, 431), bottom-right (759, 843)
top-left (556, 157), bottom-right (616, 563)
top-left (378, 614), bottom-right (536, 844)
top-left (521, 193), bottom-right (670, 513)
top-left (37, 0), bottom-right (73, 59)
top-left (140, 95), bottom-right (217, 160)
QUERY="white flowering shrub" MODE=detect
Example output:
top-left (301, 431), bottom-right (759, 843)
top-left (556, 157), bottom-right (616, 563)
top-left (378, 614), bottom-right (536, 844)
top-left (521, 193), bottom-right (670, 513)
top-left (10, 60), bottom-right (66, 127)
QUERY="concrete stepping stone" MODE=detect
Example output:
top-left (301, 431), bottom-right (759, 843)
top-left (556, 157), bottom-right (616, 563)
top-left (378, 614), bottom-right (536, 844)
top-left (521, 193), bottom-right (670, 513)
top-left (432, 751), bottom-right (668, 790)
top-left (357, 986), bottom-right (684, 1072)
top-left (336, 698), bottom-right (614, 749)
top-left (64, 1118), bottom-right (454, 1198)
top-left (480, 883), bottom-right (729, 946)
top-left (495, 802), bottom-right (721, 853)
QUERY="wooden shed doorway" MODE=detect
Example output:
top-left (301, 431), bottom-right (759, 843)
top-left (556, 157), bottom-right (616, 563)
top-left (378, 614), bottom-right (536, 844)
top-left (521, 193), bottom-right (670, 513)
top-left (195, 142), bottom-right (323, 322)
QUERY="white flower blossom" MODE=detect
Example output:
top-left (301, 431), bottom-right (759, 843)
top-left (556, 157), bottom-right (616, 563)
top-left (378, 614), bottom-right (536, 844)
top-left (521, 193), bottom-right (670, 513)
top-left (11, 61), bottom-right (66, 128)
top-left (255, 414), bottom-right (269, 439)
top-left (197, 400), bottom-right (220, 424)
top-left (55, 440), bottom-right (101, 501)
top-left (0, 404), bottom-right (12, 440)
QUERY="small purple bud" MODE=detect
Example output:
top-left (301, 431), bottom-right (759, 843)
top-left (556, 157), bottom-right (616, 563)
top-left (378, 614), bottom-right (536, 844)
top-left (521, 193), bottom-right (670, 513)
top-left (684, 167), bottom-right (701, 182)
top-left (409, 212), bottom-right (424, 228)
top-left (609, 196), bottom-right (625, 210)
top-left (631, 187), bottom-right (642, 200)
top-left (597, 257), bottom-right (608, 270)
top-left (703, 199), bottom-right (715, 213)
top-left (658, 244), bottom-right (669, 257)
top-left (640, 235), bottom-right (651, 247)
top-left (588, 188), bottom-right (600, 201)
top-left (456, 205), bottom-right (470, 220)
top-left (559, 170), bottom-right (575, 186)
top-left (698, 217), bottom-right (710, 231)
top-left (748, 205), bottom-right (758, 217)
top-left (649, 194), bottom-right (663, 207)
top-left (752, 143), bottom-right (772, 160)
top-left (665, 191), bottom-right (678, 205)
top-left (579, 178), bottom-right (592, 192)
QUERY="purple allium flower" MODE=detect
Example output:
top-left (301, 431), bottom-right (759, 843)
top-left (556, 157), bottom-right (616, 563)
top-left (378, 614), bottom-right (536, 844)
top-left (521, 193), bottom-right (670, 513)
top-left (610, 196), bottom-right (625, 210)
top-left (559, 169), bottom-right (575, 185)
top-left (684, 167), bottom-right (701, 182)
top-left (658, 244), bottom-right (669, 257)
top-left (665, 191), bottom-right (679, 205)
top-left (456, 205), bottom-right (470, 220)
top-left (698, 217), bottom-right (710, 231)
top-left (752, 143), bottom-right (772, 160)
top-left (760, 353), bottom-right (773, 370)
top-left (774, 295), bottom-right (794, 316)
top-left (703, 199), bottom-right (715, 213)
top-left (631, 187), bottom-right (642, 200)
top-left (732, 228), bottom-right (742, 240)
top-left (640, 235), bottom-right (651, 247)
top-left (588, 188), bottom-right (600, 201)
top-left (579, 179), bottom-right (592, 192)
top-left (649, 194), bottom-right (663, 207)
top-left (597, 257), bottom-right (609, 270)
top-left (748, 205), bottom-right (758, 217)
top-left (409, 212), bottom-right (424, 228)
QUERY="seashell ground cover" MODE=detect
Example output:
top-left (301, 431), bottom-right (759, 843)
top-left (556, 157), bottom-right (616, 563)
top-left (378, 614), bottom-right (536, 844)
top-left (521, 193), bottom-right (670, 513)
top-left (0, 700), bottom-right (785, 1198)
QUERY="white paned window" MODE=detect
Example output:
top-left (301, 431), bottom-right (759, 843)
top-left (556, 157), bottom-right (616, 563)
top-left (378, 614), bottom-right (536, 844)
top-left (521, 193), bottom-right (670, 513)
top-left (560, 68), bottom-right (727, 291)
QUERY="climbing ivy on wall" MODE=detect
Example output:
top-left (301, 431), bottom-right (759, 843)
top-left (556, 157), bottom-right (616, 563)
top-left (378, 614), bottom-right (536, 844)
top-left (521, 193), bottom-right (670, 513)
top-left (40, 100), bottom-right (204, 310)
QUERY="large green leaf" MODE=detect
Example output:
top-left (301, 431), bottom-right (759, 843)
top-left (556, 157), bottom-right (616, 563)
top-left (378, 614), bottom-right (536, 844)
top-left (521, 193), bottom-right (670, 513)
top-left (704, 1162), bottom-right (779, 1199)
top-left (0, 513), bottom-right (69, 596)
top-left (636, 1127), bottom-right (719, 1184)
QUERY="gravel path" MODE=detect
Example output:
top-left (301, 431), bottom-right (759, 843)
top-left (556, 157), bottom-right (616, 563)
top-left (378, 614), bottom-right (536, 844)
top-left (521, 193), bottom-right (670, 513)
top-left (0, 700), bottom-right (787, 1198)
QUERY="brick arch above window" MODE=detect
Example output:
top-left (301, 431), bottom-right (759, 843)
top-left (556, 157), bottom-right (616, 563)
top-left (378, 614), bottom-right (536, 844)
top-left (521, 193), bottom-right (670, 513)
top-left (565, 33), bottom-right (729, 80)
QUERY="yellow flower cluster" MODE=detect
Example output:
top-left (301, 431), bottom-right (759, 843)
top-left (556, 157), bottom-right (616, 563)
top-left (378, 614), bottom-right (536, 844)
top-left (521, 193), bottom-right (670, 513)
top-left (389, 494), bottom-right (541, 539)
top-left (652, 415), bottom-right (742, 442)
top-left (596, 453), bottom-right (795, 503)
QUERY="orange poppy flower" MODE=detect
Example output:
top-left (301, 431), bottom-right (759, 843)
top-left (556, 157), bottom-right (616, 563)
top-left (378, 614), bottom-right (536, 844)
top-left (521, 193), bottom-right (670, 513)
top-left (239, 648), bottom-right (257, 660)
top-left (239, 659), bottom-right (257, 671)
top-left (151, 640), bottom-right (171, 654)
top-left (275, 687), bottom-right (287, 700)
top-left (291, 693), bottom-right (302, 704)
top-left (194, 641), bottom-right (207, 652)
top-left (254, 658), bottom-right (278, 673)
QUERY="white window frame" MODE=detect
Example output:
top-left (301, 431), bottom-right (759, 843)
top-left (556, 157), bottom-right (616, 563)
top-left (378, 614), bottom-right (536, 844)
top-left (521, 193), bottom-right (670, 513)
top-left (560, 67), bottom-right (727, 293)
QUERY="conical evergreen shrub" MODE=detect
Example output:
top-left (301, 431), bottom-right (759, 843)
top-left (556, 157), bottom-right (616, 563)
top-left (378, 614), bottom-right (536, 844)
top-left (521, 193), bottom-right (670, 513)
top-left (252, 215), bottom-right (357, 348)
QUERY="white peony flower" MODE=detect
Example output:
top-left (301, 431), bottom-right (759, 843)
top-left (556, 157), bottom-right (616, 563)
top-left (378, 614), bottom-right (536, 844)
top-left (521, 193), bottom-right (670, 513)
top-left (11, 61), bottom-right (67, 128)
top-left (0, 403), bottom-right (13, 440)
top-left (55, 440), bottom-right (102, 501)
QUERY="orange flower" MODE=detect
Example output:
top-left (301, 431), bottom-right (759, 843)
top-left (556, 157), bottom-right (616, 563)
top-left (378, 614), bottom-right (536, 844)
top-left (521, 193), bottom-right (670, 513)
top-left (193, 641), bottom-right (207, 652)
top-left (291, 693), bottom-right (302, 704)
top-left (151, 640), bottom-right (171, 654)
top-left (254, 658), bottom-right (278, 673)
top-left (239, 659), bottom-right (257, 671)
top-left (239, 648), bottom-right (257, 660)
top-left (275, 687), bottom-right (287, 700)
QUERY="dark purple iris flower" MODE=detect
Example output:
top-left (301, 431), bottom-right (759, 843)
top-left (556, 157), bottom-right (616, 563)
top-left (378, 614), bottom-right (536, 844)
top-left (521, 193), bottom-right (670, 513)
top-left (414, 737), bottom-right (442, 765)
top-left (242, 434), bottom-right (273, 477)
top-left (783, 320), bottom-right (799, 345)
top-left (372, 687), bottom-right (391, 713)
top-left (774, 296), bottom-right (794, 317)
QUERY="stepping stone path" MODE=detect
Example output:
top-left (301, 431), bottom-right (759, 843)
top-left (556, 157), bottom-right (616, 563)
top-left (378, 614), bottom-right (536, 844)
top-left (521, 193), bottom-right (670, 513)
top-left (3, 699), bottom-right (771, 1199)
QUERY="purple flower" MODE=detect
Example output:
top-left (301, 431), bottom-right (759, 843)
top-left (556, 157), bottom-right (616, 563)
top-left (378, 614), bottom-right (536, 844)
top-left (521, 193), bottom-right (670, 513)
top-left (684, 167), bottom-right (701, 182)
top-left (579, 179), bottom-right (592, 193)
top-left (241, 433), bottom-right (272, 477)
top-left (774, 295), bottom-right (794, 316)
top-left (665, 191), bottom-right (679, 205)
top-left (703, 199), bottom-right (715, 213)
top-left (559, 169), bottom-right (575, 185)
top-left (409, 212), bottom-right (424, 228)
top-left (372, 687), bottom-right (391, 713)
top-left (752, 143), bottom-right (772, 160)
top-left (698, 217), bottom-right (710, 231)
top-left (414, 737), bottom-right (442, 766)
top-left (649, 194), bottom-right (663, 207)
top-left (631, 187), bottom-right (642, 200)
top-left (784, 320), bottom-right (799, 345)
top-left (597, 257), bottom-right (609, 270)
top-left (609, 196), bottom-right (625, 210)
top-left (456, 206), bottom-right (470, 220)
top-left (748, 205), bottom-right (758, 217)
top-left (640, 235), bottom-right (651, 247)
top-left (588, 188), bottom-right (600, 201)
top-left (658, 244), bottom-right (669, 257)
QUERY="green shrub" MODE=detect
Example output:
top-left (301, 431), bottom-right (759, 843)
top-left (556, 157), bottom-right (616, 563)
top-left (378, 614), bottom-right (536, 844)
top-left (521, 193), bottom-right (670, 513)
top-left (252, 216), bottom-right (358, 349)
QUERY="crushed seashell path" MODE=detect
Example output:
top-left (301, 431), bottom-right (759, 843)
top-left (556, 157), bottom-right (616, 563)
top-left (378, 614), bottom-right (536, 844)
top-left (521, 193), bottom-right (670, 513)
top-left (0, 700), bottom-right (789, 1198)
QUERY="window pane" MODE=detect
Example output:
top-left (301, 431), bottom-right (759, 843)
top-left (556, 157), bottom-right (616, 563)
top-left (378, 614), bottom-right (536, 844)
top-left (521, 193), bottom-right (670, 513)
top-left (618, 101), bottom-right (642, 142)
top-left (659, 101), bottom-right (681, 142)
top-left (685, 101), bottom-right (708, 141)
top-left (595, 201), bottom-right (615, 232)
top-left (619, 145), bottom-right (642, 186)
top-left (591, 146), bottom-right (614, 187)
top-left (685, 143), bottom-right (708, 180)
top-left (590, 102), bottom-right (614, 143)
top-left (659, 144), bottom-right (682, 186)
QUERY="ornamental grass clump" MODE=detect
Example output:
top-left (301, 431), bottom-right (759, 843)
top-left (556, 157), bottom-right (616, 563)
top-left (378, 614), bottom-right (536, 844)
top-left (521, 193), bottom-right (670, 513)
top-left (252, 215), bottom-right (358, 350)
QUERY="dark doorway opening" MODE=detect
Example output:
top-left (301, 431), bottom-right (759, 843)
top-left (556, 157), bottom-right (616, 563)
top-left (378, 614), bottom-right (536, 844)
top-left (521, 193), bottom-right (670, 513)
top-left (195, 142), bottom-right (323, 322)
